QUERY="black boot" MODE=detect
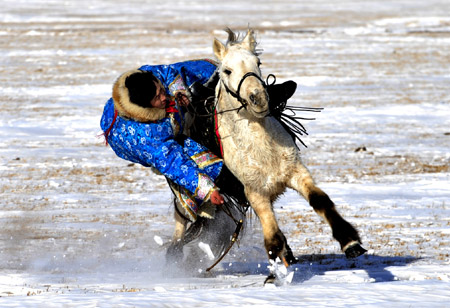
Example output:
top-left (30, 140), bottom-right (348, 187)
top-left (267, 81), bottom-right (297, 117)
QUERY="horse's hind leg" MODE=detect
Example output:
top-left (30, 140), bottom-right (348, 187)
top-left (308, 188), bottom-right (367, 258)
top-left (288, 165), bottom-right (367, 258)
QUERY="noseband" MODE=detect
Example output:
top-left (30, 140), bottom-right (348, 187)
top-left (221, 72), bottom-right (270, 111)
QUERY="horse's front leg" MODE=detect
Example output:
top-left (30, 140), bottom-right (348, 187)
top-left (245, 189), bottom-right (294, 264)
top-left (288, 164), bottom-right (367, 258)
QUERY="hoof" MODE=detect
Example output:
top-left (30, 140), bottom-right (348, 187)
top-left (264, 273), bottom-right (276, 285)
top-left (344, 242), bottom-right (367, 259)
top-left (264, 257), bottom-right (295, 286)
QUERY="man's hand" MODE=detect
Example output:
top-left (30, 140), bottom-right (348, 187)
top-left (210, 190), bottom-right (224, 205)
top-left (175, 92), bottom-right (190, 107)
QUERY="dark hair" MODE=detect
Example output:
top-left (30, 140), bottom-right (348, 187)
top-left (125, 71), bottom-right (158, 108)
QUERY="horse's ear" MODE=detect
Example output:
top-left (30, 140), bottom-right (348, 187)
top-left (242, 29), bottom-right (256, 53)
top-left (213, 38), bottom-right (226, 61)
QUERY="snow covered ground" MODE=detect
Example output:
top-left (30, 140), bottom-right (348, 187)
top-left (1, 0), bottom-right (449, 306)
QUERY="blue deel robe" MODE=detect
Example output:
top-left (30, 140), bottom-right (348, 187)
top-left (100, 59), bottom-right (221, 220)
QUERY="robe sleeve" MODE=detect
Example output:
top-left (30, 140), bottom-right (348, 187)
top-left (138, 59), bottom-right (217, 98)
top-left (104, 105), bottom-right (222, 206)
top-left (138, 64), bottom-right (190, 99)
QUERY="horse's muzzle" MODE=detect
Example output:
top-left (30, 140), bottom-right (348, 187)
top-left (249, 89), bottom-right (268, 106)
top-left (248, 89), bottom-right (269, 117)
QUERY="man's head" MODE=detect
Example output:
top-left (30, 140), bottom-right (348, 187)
top-left (125, 71), bottom-right (168, 109)
top-left (112, 69), bottom-right (167, 122)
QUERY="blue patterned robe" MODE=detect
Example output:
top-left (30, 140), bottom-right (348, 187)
top-left (100, 59), bottom-right (221, 220)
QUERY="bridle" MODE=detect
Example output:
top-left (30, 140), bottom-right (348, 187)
top-left (219, 71), bottom-right (275, 113)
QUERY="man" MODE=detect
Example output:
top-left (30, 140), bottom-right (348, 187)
top-left (101, 59), bottom-right (226, 221)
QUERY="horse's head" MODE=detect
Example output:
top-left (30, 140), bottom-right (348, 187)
top-left (213, 28), bottom-right (269, 118)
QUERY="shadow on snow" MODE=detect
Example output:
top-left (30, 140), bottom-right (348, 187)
top-left (213, 254), bottom-right (421, 284)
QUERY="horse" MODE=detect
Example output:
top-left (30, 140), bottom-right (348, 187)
top-left (167, 28), bottom-right (366, 274)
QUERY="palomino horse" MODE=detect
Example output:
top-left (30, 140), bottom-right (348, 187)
top-left (211, 29), bottom-right (366, 265)
top-left (168, 28), bottom-right (366, 273)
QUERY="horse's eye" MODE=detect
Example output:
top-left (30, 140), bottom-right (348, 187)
top-left (223, 69), bottom-right (232, 75)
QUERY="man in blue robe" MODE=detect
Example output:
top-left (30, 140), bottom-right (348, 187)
top-left (100, 59), bottom-right (226, 221)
